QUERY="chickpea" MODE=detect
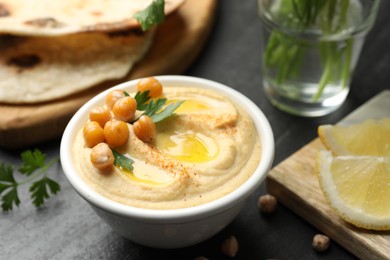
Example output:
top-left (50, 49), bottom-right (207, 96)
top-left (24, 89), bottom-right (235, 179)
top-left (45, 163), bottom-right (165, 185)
top-left (89, 105), bottom-right (111, 127)
top-left (312, 234), bottom-right (330, 252)
top-left (220, 235), bottom-right (239, 258)
top-left (112, 96), bottom-right (137, 122)
top-left (133, 115), bottom-right (156, 143)
top-left (258, 194), bottom-right (277, 214)
top-left (104, 120), bottom-right (129, 147)
top-left (106, 90), bottom-right (126, 110)
top-left (136, 77), bottom-right (163, 98)
top-left (83, 121), bottom-right (105, 148)
top-left (90, 143), bottom-right (114, 170)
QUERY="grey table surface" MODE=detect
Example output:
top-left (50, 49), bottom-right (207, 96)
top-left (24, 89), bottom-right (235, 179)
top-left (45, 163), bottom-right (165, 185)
top-left (1, 1), bottom-right (389, 259)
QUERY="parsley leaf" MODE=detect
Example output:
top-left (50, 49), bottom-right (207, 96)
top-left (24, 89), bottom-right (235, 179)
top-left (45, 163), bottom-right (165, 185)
top-left (134, 90), bottom-right (151, 110)
top-left (112, 149), bottom-right (134, 172)
top-left (0, 163), bottom-right (15, 183)
top-left (0, 149), bottom-right (60, 212)
top-left (19, 149), bottom-right (45, 176)
top-left (0, 163), bottom-right (19, 211)
top-left (29, 177), bottom-right (60, 208)
top-left (133, 90), bottom-right (185, 123)
top-left (134, 0), bottom-right (165, 31)
top-left (1, 187), bottom-right (20, 212)
top-left (143, 98), bottom-right (167, 117)
top-left (0, 183), bottom-right (11, 194)
top-left (150, 101), bottom-right (184, 123)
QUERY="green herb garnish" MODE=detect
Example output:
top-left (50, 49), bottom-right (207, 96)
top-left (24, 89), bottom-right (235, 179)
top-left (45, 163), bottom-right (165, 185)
top-left (0, 149), bottom-right (60, 212)
top-left (134, 90), bottom-right (151, 110)
top-left (134, 90), bottom-right (184, 123)
top-left (149, 100), bottom-right (184, 123)
top-left (142, 98), bottom-right (167, 118)
top-left (134, 0), bottom-right (165, 31)
top-left (262, 0), bottom-right (354, 101)
top-left (112, 149), bottom-right (134, 172)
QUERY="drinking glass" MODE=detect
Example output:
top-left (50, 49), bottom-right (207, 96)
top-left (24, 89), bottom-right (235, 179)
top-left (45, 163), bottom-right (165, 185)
top-left (258, 0), bottom-right (380, 117)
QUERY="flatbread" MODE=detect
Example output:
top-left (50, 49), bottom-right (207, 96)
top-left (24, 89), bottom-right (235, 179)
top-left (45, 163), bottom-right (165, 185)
top-left (0, 29), bottom-right (155, 104)
top-left (0, 0), bottom-right (184, 36)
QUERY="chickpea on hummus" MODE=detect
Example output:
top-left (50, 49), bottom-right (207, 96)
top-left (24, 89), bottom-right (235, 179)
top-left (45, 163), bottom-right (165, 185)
top-left (72, 78), bottom-right (261, 210)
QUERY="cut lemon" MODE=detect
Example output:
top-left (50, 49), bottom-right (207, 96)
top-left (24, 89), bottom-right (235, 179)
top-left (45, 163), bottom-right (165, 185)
top-left (317, 150), bottom-right (390, 230)
top-left (318, 118), bottom-right (390, 156)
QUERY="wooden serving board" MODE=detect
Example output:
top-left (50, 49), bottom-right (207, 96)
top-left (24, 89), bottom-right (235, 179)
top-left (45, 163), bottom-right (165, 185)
top-left (267, 90), bottom-right (390, 259)
top-left (0, 0), bottom-right (217, 149)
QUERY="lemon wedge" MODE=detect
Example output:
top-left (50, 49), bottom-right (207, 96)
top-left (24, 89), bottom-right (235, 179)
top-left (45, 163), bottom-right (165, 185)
top-left (316, 118), bottom-right (390, 230)
top-left (316, 150), bottom-right (390, 230)
top-left (318, 118), bottom-right (390, 156)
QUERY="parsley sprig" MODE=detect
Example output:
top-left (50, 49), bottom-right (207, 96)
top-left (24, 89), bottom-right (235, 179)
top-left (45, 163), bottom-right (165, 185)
top-left (0, 149), bottom-right (60, 212)
top-left (134, 90), bottom-right (184, 123)
top-left (134, 0), bottom-right (165, 31)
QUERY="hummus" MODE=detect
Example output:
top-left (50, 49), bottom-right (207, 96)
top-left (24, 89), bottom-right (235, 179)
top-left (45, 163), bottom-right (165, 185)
top-left (72, 87), bottom-right (261, 209)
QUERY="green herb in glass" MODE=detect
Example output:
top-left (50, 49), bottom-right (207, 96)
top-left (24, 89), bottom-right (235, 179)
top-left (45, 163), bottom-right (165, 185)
top-left (262, 0), bottom-right (353, 101)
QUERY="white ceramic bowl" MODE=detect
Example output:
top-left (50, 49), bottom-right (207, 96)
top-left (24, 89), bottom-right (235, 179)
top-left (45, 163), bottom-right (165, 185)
top-left (60, 76), bottom-right (274, 249)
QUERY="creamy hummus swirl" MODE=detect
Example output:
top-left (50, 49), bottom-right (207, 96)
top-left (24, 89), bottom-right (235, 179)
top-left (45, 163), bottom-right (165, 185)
top-left (72, 87), bottom-right (261, 209)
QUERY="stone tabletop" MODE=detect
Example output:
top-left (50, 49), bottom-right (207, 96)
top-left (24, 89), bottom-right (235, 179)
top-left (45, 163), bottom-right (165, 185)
top-left (1, 0), bottom-right (389, 259)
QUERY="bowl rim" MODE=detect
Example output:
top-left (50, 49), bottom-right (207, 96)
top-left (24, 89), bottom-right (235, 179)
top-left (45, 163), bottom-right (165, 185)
top-left (60, 75), bottom-right (274, 222)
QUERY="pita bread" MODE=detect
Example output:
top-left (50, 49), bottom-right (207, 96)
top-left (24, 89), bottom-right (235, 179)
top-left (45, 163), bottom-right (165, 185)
top-left (0, 0), bottom-right (184, 36)
top-left (0, 29), bottom-right (155, 104)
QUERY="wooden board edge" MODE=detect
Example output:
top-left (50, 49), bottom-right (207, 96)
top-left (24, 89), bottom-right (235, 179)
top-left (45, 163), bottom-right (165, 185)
top-left (267, 175), bottom-right (386, 259)
top-left (266, 139), bottom-right (390, 259)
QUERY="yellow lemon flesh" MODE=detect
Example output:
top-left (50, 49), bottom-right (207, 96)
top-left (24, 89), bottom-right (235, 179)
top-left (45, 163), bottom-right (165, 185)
top-left (317, 150), bottom-right (390, 230)
top-left (318, 118), bottom-right (390, 156)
